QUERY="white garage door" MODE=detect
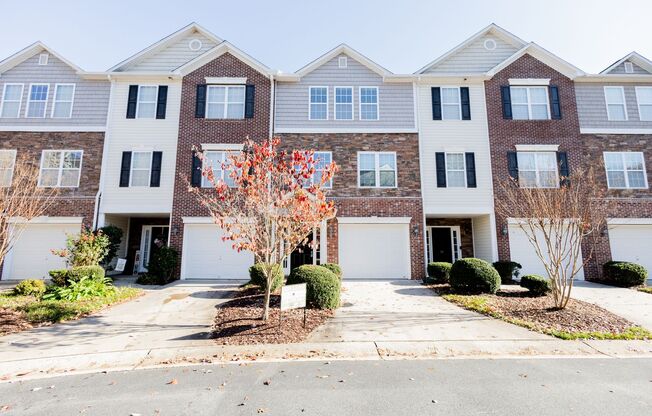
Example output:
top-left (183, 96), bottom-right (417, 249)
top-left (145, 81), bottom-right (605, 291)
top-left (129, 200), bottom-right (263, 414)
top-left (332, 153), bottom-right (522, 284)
top-left (608, 224), bottom-right (652, 273)
top-left (2, 222), bottom-right (81, 280)
top-left (338, 223), bottom-right (411, 279)
top-left (508, 223), bottom-right (584, 280)
top-left (181, 224), bottom-right (254, 279)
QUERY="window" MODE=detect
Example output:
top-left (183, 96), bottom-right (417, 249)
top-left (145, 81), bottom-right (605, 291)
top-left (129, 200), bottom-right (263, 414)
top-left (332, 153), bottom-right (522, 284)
top-left (309, 151), bottom-right (332, 188)
top-left (309, 87), bottom-right (328, 120)
top-left (38, 150), bottom-right (83, 188)
top-left (604, 152), bottom-right (647, 189)
top-left (624, 62), bottom-right (634, 74)
top-left (0, 84), bottom-right (23, 118)
top-left (130, 151), bottom-right (152, 187)
top-left (0, 150), bottom-right (17, 187)
top-left (441, 87), bottom-right (461, 120)
top-left (636, 87), bottom-right (652, 121)
top-left (338, 56), bottom-right (347, 68)
top-left (136, 86), bottom-right (158, 118)
top-left (334, 87), bottom-right (353, 120)
top-left (358, 152), bottom-right (396, 188)
top-left (510, 86), bottom-right (549, 120)
top-left (51, 84), bottom-right (75, 118)
top-left (517, 152), bottom-right (558, 188)
top-left (38, 53), bottom-right (49, 65)
top-left (445, 153), bottom-right (466, 187)
top-left (201, 151), bottom-right (235, 188)
top-left (26, 84), bottom-right (49, 118)
top-left (604, 86), bottom-right (627, 121)
top-left (206, 85), bottom-right (245, 119)
top-left (359, 87), bottom-right (378, 120)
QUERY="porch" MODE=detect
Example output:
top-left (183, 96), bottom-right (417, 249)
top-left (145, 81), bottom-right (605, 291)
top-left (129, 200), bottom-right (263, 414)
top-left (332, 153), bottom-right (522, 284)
top-left (425, 214), bottom-right (497, 265)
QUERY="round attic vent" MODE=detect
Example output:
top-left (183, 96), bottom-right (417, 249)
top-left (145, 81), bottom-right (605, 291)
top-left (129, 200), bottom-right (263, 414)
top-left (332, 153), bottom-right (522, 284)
top-left (189, 39), bottom-right (202, 51)
top-left (484, 38), bottom-right (497, 51)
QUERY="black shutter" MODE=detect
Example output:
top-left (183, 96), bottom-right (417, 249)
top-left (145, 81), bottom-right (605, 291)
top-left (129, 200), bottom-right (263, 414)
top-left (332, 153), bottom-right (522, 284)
top-left (507, 151), bottom-right (519, 181)
top-left (195, 84), bottom-right (207, 118)
top-left (126, 85), bottom-right (138, 119)
top-left (119, 151), bottom-right (132, 187)
top-left (465, 152), bottom-right (477, 188)
top-left (501, 86), bottom-right (512, 120)
top-left (431, 87), bottom-right (442, 120)
top-left (191, 151), bottom-right (202, 187)
top-left (150, 151), bottom-right (162, 187)
top-left (549, 85), bottom-right (562, 120)
top-left (460, 87), bottom-right (471, 120)
top-left (244, 85), bottom-right (255, 118)
top-left (156, 86), bottom-right (168, 119)
top-left (557, 151), bottom-right (570, 187)
top-left (435, 152), bottom-right (446, 187)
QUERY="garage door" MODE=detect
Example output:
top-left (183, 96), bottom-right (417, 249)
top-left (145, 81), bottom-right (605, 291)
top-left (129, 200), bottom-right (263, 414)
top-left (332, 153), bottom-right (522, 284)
top-left (608, 224), bottom-right (652, 273)
top-left (2, 222), bottom-right (81, 280)
top-left (338, 223), bottom-right (411, 279)
top-left (181, 224), bottom-right (254, 279)
top-left (508, 223), bottom-right (584, 280)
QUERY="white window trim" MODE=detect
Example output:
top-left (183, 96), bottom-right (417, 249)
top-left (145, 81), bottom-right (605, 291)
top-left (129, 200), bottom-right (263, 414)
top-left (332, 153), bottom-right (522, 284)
top-left (0, 83), bottom-right (24, 119)
top-left (334, 86), bottom-right (353, 121)
top-left (357, 151), bottom-right (397, 189)
top-left (603, 151), bottom-right (648, 189)
top-left (0, 149), bottom-right (17, 187)
top-left (201, 150), bottom-right (236, 188)
top-left (25, 83), bottom-right (49, 119)
top-left (37, 149), bottom-right (83, 188)
top-left (510, 86), bottom-right (550, 120)
top-left (129, 150), bottom-right (153, 187)
top-left (51, 83), bottom-right (76, 119)
top-left (440, 86), bottom-right (462, 121)
top-left (38, 53), bottom-right (49, 65)
top-left (358, 86), bottom-right (379, 121)
top-left (308, 86), bottom-right (328, 121)
top-left (514, 144), bottom-right (560, 152)
top-left (508, 78), bottom-right (550, 86)
top-left (604, 86), bottom-right (628, 121)
top-left (624, 62), bottom-right (634, 74)
top-left (517, 151), bottom-right (559, 189)
top-left (635, 86), bottom-right (652, 122)
top-left (205, 85), bottom-right (246, 119)
top-left (445, 152), bottom-right (467, 188)
top-left (136, 85), bottom-right (158, 119)
top-left (205, 77), bottom-right (247, 85)
top-left (311, 151), bottom-right (333, 189)
top-left (338, 56), bottom-right (347, 68)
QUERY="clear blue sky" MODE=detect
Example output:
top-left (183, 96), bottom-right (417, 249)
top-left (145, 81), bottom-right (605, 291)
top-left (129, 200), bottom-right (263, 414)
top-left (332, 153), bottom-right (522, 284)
top-left (1, 0), bottom-right (651, 74)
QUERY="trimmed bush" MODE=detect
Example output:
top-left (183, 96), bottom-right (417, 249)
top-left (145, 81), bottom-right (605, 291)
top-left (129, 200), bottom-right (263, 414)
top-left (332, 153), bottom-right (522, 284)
top-left (287, 265), bottom-right (340, 309)
top-left (602, 261), bottom-right (648, 287)
top-left (320, 263), bottom-right (342, 280)
top-left (70, 265), bottom-right (106, 281)
top-left (449, 258), bottom-right (501, 294)
top-left (492, 261), bottom-right (522, 284)
top-left (426, 262), bottom-right (452, 283)
top-left (13, 279), bottom-right (47, 297)
top-left (248, 263), bottom-right (284, 292)
top-left (520, 274), bottom-right (551, 296)
top-left (146, 246), bottom-right (179, 284)
top-left (48, 269), bottom-right (70, 287)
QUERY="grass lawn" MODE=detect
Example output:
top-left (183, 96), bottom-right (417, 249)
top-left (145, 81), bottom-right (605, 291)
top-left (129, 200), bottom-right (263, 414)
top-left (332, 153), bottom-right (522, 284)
top-left (638, 287), bottom-right (652, 294)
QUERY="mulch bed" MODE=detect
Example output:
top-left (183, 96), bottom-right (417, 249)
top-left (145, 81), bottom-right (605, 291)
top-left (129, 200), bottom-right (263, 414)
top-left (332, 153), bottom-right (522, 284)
top-left (0, 308), bottom-right (33, 336)
top-left (213, 288), bottom-right (333, 345)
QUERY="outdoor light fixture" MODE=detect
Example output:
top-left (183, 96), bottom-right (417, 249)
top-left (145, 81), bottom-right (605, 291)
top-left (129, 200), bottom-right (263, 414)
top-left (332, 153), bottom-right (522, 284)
top-left (501, 225), bottom-right (508, 236)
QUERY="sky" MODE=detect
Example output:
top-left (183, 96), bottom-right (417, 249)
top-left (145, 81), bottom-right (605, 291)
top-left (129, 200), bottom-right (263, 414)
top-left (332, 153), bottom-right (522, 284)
top-left (1, 0), bottom-right (651, 74)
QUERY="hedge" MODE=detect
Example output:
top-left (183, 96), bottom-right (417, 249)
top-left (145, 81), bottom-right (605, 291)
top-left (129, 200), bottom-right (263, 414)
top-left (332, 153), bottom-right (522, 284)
top-left (248, 263), bottom-right (284, 292)
top-left (13, 279), bottom-right (47, 297)
top-left (449, 258), bottom-right (501, 294)
top-left (602, 261), bottom-right (648, 287)
top-left (425, 262), bottom-right (452, 283)
top-left (320, 263), bottom-right (342, 280)
top-left (520, 274), bottom-right (551, 296)
top-left (492, 261), bottom-right (522, 284)
top-left (287, 265), bottom-right (340, 309)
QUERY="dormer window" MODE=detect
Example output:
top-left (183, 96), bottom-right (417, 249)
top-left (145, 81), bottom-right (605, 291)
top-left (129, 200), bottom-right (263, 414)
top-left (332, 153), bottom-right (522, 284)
top-left (338, 56), bottom-right (347, 68)
top-left (38, 53), bottom-right (49, 66)
top-left (624, 61), bottom-right (634, 74)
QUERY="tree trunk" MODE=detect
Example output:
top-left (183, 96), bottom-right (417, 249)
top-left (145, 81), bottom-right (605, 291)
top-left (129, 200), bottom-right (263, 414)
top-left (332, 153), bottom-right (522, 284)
top-left (260, 267), bottom-right (274, 321)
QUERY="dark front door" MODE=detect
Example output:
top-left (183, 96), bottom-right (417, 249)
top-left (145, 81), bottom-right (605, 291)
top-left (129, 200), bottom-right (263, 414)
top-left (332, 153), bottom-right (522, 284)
top-left (431, 227), bottom-right (453, 263)
top-left (290, 241), bottom-right (314, 269)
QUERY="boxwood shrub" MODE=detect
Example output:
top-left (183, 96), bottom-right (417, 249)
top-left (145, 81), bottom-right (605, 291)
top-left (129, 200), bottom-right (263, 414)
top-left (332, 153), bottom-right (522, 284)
top-left (320, 263), bottom-right (342, 280)
top-left (425, 262), bottom-right (452, 283)
top-left (48, 269), bottom-right (70, 287)
top-left (13, 279), bottom-right (47, 297)
top-left (520, 274), bottom-right (551, 296)
top-left (449, 258), bottom-right (501, 294)
top-left (248, 263), bottom-right (284, 292)
top-left (492, 261), bottom-right (522, 284)
top-left (48, 265), bottom-right (106, 287)
top-left (287, 265), bottom-right (340, 309)
top-left (602, 261), bottom-right (648, 287)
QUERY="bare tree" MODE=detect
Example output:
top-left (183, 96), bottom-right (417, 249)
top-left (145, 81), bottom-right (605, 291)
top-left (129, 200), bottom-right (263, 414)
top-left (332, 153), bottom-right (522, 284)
top-left (495, 164), bottom-right (605, 309)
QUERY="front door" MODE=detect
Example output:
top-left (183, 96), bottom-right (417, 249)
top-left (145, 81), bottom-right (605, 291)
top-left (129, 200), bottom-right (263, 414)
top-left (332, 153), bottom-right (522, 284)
top-left (431, 227), bottom-right (453, 263)
top-left (139, 225), bottom-right (170, 272)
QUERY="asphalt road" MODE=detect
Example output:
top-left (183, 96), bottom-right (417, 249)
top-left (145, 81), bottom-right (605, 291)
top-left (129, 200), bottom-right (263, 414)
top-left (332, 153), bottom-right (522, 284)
top-left (1, 358), bottom-right (651, 415)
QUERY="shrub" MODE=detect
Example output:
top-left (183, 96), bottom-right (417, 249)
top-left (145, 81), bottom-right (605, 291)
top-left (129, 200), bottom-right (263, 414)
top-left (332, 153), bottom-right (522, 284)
top-left (43, 276), bottom-right (114, 301)
top-left (449, 258), bottom-right (501, 294)
top-left (13, 279), bottom-right (46, 297)
top-left (492, 261), bottom-right (522, 284)
top-left (51, 228), bottom-right (111, 267)
top-left (287, 265), bottom-right (340, 309)
top-left (70, 265), bottom-right (106, 281)
top-left (520, 274), bottom-right (551, 296)
top-left (135, 274), bottom-right (162, 285)
top-left (248, 263), bottom-right (284, 292)
top-left (99, 225), bottom-right (124, 269)
top-left (145, 246), bottom-right (179, 284)
top-left (320, 263), bottom-right (342, 280)
top-left (49, 269), bottom-right (70, 287)
top-left (602, 261), bottom-right (648, 287)
top-left (426, 262), bottom-right (452, 283)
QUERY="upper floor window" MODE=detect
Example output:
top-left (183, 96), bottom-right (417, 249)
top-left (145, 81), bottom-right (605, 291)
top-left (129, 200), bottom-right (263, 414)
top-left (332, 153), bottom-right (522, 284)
top-left (38, 53), bottom-right (49, 66)
top-left (624, 62), bottom-right (634, 74)
top-left (604, 86), bottom-right (627, 121)
top-left (445, 153), bottom-right (466, 187)
top-left (202, 150), bottom-right (235, 187)
top-left (358, 152), bottom-right (396, 188)
top-left (334, 87), bottom-right (353, 120)
top-left (441, 87), bottom-right (461, 120)
top-left (0, 150), bottom-right (17, 187)
top-left (38, 150), bottom-right (82, 188)
top-left (359, 87), bottom-right (379, 120)
top-left (310, 151), bottom-right (332, 188)
top-left (0, 84), bottom-right (24, 118)
top-left (206, 85), bottom-right (245, 119)
top-left (136, 86), bottom-right (158, 118)
top-left (51, 84), bottom-right (75, 118)
top-left (511, 86), bottom-right (549, 120)
top-left (604, 152), bottom-right (647, 189)
top-left (26, 84), bottom-right (49, 118)
top-left (130, 151), bottom-right (153, 187)
top-left (517, 151), bottom-right (558, 188)
top-left (309, 87), bottom-right (328, 120)
top-left (636, 87), bottom-right (652, 121)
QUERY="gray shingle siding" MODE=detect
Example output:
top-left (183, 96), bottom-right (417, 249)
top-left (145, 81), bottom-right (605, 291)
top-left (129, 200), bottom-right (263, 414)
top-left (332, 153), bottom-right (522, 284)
top-left (576, 83), bottom-right (652, 129)
top-left (608, 61), bottom-right (650, 75)
top-left (422, 35), bottom-right (519, 74)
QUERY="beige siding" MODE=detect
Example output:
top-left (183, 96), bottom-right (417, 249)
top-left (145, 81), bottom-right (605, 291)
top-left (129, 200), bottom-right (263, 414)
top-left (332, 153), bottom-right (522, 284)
top-left (423, 34), bottom-right (519, 74)
top-left (120, 33), bottom-right (219, 72)
top-left (472, 214), bottom-right (497, 262)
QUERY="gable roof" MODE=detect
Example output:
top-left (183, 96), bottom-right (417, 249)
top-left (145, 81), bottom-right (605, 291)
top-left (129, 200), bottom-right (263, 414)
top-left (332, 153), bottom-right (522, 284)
top-left (486, 42), bottom-right (585, 79)
top-left (0, 41), bottom-right (85, 75)
top-left (415, 23), bottom-right (527, 74)
top-left (175, 41), bottom-right (274, 77)
top-left (600, 51), bottom-right (652, 74)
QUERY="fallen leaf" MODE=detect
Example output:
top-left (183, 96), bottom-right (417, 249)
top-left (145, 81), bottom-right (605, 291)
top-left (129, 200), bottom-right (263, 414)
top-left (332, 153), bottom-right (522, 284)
top-left (257, 409), bottom-right (266, 413)
top-left (409, 378), bottom-right (415, 381)
top-left (316, 375), bottom-right (329, 379)
top-left (1, 405), bottom-right (11, 412)
top-left (167, 379), bottom-right (178, 385)
top-left (31, 387), bottom-right (42, 392)
top-left (432, 400), bottom-right (438, 404)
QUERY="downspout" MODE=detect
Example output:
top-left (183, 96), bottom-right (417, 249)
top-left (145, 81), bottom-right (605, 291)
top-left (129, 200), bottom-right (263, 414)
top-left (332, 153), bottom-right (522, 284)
top-left (92, 74), bottom-right (115, 230)
top-left (269, 73), bottom-right (275, 138)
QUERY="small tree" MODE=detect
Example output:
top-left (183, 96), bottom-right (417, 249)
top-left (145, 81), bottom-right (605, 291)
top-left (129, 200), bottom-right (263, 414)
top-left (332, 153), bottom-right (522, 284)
top-left (495, 165), bottom-right (605, 309)
top-left (52, 228), bottom-right (111, 267)
top-left (190, 138), bottom-right (338, 320)
top-left (99, 225), bottom-right (124, 269)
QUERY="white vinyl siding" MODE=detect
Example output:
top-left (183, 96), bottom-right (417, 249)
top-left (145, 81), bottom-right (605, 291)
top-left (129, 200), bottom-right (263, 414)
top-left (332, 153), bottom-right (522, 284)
top-left (636, 87), bottom-right (652, 121)
top-left (201, 150), bottom-right (235, 188)
top-left (129, 151), bottom-right (152, 187)
top-left (38, 150), bottom-right (83, 188)
top-left (511, 86), bottom-right (549, 120)
top-left (604, 86), bottom-right (628, 121)
top-left (358, 152), bottom-right (396, 188)
top-left (517, 152), bottom-right (558, 188)
top-left (0, 84), bottom-right (24, 118)
top-left (334, 87), bottom-right (353, 120)
top-left (445, 153), bottom-right (466, 187)
top-left (206, 85), bottom-right (245, 119)
top-left (603, 152), bottom-right (648, 189)
top-left (51, 83), bottom-right (75, 118)
top-left (136, 86), bottom-right (158, 119)
top-left (0, 150), bottom-right (17, 187)
top-left (359, 87), bottom-right (378, 120)
top-left (441, 87), bottom-right (461, 120)
top-left (309, 86), bottom-right (328, 120)
top-left (25, 83), bottom-right (49, 118)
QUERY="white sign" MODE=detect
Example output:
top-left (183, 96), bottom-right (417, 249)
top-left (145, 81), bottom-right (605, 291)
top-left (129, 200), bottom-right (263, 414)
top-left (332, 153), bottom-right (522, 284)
top-left (280, 283), bottom-right (307, 311)
top-left (115, 258), bottom-right (127, 273)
